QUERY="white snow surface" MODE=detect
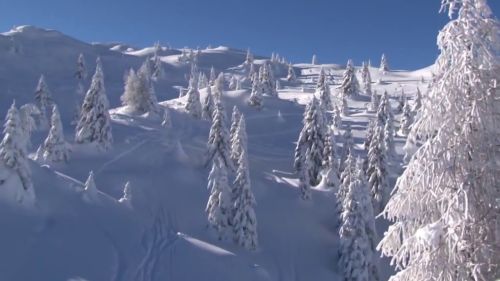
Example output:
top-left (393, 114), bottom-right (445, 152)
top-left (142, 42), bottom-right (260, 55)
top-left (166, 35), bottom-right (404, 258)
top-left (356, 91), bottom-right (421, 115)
top-left (0, 25), bottom-right (434, 281)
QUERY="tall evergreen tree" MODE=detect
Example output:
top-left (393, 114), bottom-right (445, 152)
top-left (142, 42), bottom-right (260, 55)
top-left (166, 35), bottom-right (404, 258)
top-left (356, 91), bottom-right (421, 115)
top-left (34, 74), bottom-right (52, 129)
top-left (339, 124), bottom-right (354, 171)
top-left (151, 42), bottom-right (165, 81)
top-left (0, 101), bottom-right (33, 194)
top-left (230, 115), bottom-right (248, 169)
top-left (206, 101), bottom-right (233, 170)
top-left (202, 86), bottom-right (216, 120)
top-left (361, 61), bottom-right (373, 97)
top-left (322, 128), bottom-right (340, 189)
top-left (379, 53), bottom-right (389, 73)
top-left (294, 98), bottom-right (328, 186)
top-left (413, 87), bottom-right (422, 111)
top-left (232, 150), bottom-right (258, 250)
top-left (229, 106), bottom-right (242, 152)
top-left (398, 96), bottom-right (414, 136)
top-left (206, 157), bottom-right (232, 239)
top-left (379, 1), bottom-right (500, 280)
top-left (286, 63), bottom-right (297, 82)
top-left (339, 59), bottom-right (360, 99)
top-left (75, 58), bottom-right (113, 150)
top-left (35, 105), bottom-right (70, 163)
top-left (248, 77), bottom-right (263, 109)
top-left (317, 69), bottom-right (333, 113)
top-left (366, 122), bottom-right (388, 214)
top-left (185, 74), bottom-right (202, 119)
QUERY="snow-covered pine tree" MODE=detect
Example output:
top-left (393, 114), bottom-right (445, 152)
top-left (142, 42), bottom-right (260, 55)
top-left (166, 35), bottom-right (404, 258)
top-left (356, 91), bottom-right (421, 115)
top-left (229, 106), bottom-right (242, 151)
top-left (185, 74), bottom-right (202, 119)
top-left (198, 72), bottom-right (208, 89)
top-left (120, 60), bottom-right (159, 114)
top-left (202, 86), bottom-right (216, 120)
top-left (34, 74), bottom-right (53, 129)
top-left (209, 66), bottom-right (216, 86)
top-left (383, 104), bottom-right (395, 158)
top-left (0, 101), bottom-right (33, 195)
top-left (322, 128), bottom-right (340, 189)
top-left (206, 157), bottom-right (232, 239)
top-left (248, 77), bottom-right (263, 109)
top-left (294, 97), bottom-right (328, 186)
top-left (19, 104), bottom-right (39, 150)
top-left (161, 108), bottom-right (172, 129)
top-left (355, 157), bottom-right (380, 281)
top-left (206, 101), bottom-right (233, 170)
top-left (339, 124), bottom-right (354, 171)
top-left (396, 89), bottom-right (405, 113)
top-left (337, 151), bottom-right (355, 214)
top-left (365, 121), bottom-right (388, 214)
top-left (398, 96), bottom-right (413, 136)
top-left (341, 95), bottom-right (349, 116)
top-left (364, 119), bottom-right (376, 151)
top-left (316, 69), bottom-right (333, 113)
top-left (361, 61), bottom-right (373, 96)
top-left (232, 150), bottom-right (258, 250)
top-left (151, 42), bottom-right (165, 81)
top-left (413, 87), bottom-right (422, 111)
top-left (338, 155), bottom-right (377, 281)
top-left (379, 53), bottom-right (389, 73)
top-left (36, 105), bottom-right (70, 163)
top-left (245, 48), bottom-right (254, 65)
top-left (75, 53), bottom-right (87, 80)
top-left (338, 59), bottom-right (360, 99)
top-left (311, 54), bottom-right (318, 65)
top-left (333, 106), bottom-right (342, 129)
top-left (259, 63), bottom-right (277, 97)
top-left (286, 63), bottom-right (297, 82)
top-left (378, 1), bottom-right (500, 280)
top-left (75, 58), bottom-right (113, 150)
top-left (228, 75), bottom-right (238, 90)
top-left (230, 115), bottom-right (247, 168)
top-left (370, 90), bottom-right (380, 112)
top-left (214, 73), bottom-right (225, 97)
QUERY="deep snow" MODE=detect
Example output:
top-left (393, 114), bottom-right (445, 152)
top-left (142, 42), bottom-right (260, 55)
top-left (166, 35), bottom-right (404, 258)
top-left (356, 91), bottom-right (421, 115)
top-left (0, 25), bottom-right (433, 281)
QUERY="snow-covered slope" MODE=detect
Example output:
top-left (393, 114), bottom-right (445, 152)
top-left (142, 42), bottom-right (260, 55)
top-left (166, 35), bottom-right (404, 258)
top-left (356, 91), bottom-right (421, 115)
top-left (0, 26), bottom-right (434, 281)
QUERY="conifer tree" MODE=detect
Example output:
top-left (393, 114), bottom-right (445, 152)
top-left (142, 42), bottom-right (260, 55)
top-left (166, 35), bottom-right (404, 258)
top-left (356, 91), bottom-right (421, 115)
top-left (209, 66), bottom-right (216, 86)
top-left (337, 152), bottom-right (355, 214)
top-left (0, 101), bottom-right (33, 194)
top-left (75, 53), bottom-right (88, 80)
top-left (366, 123), bottom-right (388, 214)
top-left (229, 106), bottom-right (242, 150)
top-left (206, 101), bottom-right (233, 170)
top-left (379, 53), bottom-right (389, 73)
top-left (339, 59), bottom-right (360, 99)
top-left (294, 98), bottom-right (328, 186)
top-left (245, 48), bottom-right (254, 65)
top-left (333, 106), bottom-right (342, 129)
top-left (317, 69), bottom-right (333, 112)
top-left (231, 115), bottom-right (247, 168)
top-left (311, 54), bottom-right (318, 65)
top-left (399, 96), bottom-right (413, 136)
top-left (202, 86), bottom-right (216, 120)
top-left (259, 63), bottom-right (277, 97)
top-left (151, 42), bottom-right (165, 81)
top-left (397, 89), bottom-right (406, 113)
top-left (228, 75), bottom-right (238, 90)
top-left (75, 58), bottom-right (113, 150)
top-left (413, 87), bottom-right (422, 111)
top-left (370, 90), bottom-right (380, 112)
top-left (120, 60), bottom-right (159, 114)
top-left (322, 128), bottom-right (339, 189)
top-left (379, 2), bottom-right (500, 279)
top-left (286, 63), bottom-right (297, 82)
top-left (339, 124), bottom-right (354, 171)
top-left (338, 156), bottom-right (378, 281)
top-left (19, 104), bottom-right (39, 150)
top-left (36, 105), bottom-right (70, 163)
top-left (248, 77), bottom-right (263, 109)
top-left (361, 61), bottom-right (373, 96)
top-left (83, 171), bottom-right (99, 201)
top-left (185, 74), bottom-right (202, 119)
top-left (232, 150), bottom-right (258, 250)
top-left (206, 157), bottom-right (232, 239)
top-left (34, 74), bottom-right (53, 129)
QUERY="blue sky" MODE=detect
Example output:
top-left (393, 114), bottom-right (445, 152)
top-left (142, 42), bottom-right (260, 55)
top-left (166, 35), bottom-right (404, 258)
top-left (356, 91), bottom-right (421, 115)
top-left (0, 0), bottom-right (498, 69)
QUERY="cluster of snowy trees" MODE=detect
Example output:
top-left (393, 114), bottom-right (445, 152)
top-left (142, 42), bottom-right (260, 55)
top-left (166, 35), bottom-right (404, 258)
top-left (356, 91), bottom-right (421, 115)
top-left (205, 104), bottom-right (258, 251)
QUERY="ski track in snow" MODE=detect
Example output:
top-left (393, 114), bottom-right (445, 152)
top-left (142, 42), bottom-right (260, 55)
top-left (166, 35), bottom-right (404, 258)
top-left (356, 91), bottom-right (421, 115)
top-left (134, 208), bottom-right (178, 281)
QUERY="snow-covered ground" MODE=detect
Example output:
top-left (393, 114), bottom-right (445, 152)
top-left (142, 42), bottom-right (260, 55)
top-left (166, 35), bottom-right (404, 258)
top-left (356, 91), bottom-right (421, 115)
top-left (0, 25), bottom-right (433, 281)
